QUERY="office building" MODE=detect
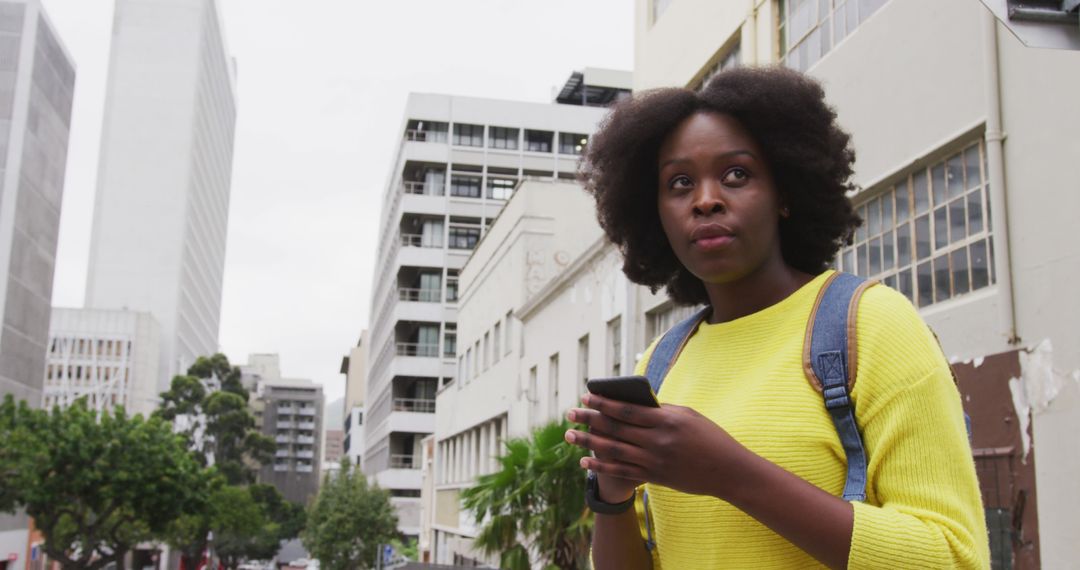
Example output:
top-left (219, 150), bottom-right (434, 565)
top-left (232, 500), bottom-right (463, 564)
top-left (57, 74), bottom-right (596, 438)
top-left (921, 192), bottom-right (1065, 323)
top-left (363, 69), bottom-right (630, 539)
top-left (633, 0), bottom-right (1080, 566)
top-left (0, 1), bottom-right (74, 565)
top-left (339, 331), bottom-right (367, 468)
top-left (255, 374), bottom-right (324, 505)
top-left (42, 308), bottom-right (160, 417)
top-left (84, 0), bottom-right (237, 391)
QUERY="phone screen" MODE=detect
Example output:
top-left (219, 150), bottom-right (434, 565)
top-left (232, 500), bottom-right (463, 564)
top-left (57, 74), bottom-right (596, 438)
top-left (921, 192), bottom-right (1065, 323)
top-left (586, 375), bottom-right (660, 408)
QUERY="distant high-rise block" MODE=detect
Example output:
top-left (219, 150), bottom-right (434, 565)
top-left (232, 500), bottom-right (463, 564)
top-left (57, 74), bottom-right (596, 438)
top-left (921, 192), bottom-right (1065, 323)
top-left (85, 0), bottom-right (237, 391)
top-left (0, 0), bottom-right (75, 406)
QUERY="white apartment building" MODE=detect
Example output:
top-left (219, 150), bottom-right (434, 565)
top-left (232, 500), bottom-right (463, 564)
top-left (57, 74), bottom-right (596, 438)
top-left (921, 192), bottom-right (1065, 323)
top-left (339, 331), bottom-right (367, 468)
top-left (84, 0), bottom-right (237, 392)
top-left (363, 71), bottom-right (630, 539)
top-left (0, 0), bottom-right (75, 564)
top-left (42, 308), bottom-right (160, 417)
top-left (631, 0), bottom-right (1078, 567)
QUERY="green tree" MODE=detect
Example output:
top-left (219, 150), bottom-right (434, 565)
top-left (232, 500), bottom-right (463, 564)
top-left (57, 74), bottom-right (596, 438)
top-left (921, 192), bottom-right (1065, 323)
top-left (302, 459), bottom-right (398, 570)
top-left (0, 395), bottom-right (215, 569)
top-left (460, 420), bottom-right (593, 570)
top-left (155, 352), bottom-right (274, 485)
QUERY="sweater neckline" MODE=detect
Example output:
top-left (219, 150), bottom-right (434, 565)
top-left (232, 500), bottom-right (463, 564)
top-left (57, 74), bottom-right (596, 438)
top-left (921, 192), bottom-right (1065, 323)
top-left (695, 270), bottom-right (834, 335)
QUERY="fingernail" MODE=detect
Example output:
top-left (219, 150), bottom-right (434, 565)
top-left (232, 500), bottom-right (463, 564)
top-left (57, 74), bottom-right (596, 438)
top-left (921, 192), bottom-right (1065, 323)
top-left (567, 410), bottom-right (577, 422)
top-left (582, 395), bottom-right (591, 406)
top-left (579, 457), bottom-right (589, 469)
top-left (565, 431), bottom-right (576, 444)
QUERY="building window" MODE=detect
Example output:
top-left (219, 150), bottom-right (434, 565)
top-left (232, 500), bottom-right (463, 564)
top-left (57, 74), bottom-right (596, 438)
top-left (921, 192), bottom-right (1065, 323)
top-left (448, 226), bottom-right (481, 250)
top-left (607, 317), bottom-right (622, 376)
top-left (453, 123), bottom-right (484, 147)
top-left (443, 324), bottom-right (457, 358)
top-left (837, 140), bottom-right (994, 308)
top-left (445, 269), bottom-right (459, 302)
top-left (450, 174), bottom-right (482, 198)
top-left (473, 341), bottom-right (480, 378)
top-left (578, 334), bottom-right (589, 391)
top-left (493, 322), bottom-right (502, 364)
top-left (504, 311), bottom-right (513, 355)
top-left (487, 177), bottom-right (516, 200)
top-left (404, 119), bottom-right (448, 143)
top-left (549, 353), bottom-right (560, 415)
top-left (652, 0), bottom-right (674, 24)
top-left (646, 302), bottom-right (697, 343)
top-left (524, 129), bottom-right (553, 153)
top-left (483, 332), bottom-right (490, 371)
top-left (692, 40), bottom-right (741, 92)
top-left (778, 0), bottom-right (889, 72)
top-left (559, 133), bottom-right (588, 155)
top-left (488, 126), bottom-right (519, 150)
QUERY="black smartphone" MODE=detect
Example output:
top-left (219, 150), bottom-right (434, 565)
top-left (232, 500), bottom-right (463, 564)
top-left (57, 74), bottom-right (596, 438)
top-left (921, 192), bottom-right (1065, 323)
top-left (586, 375), bottom-right (660, 408)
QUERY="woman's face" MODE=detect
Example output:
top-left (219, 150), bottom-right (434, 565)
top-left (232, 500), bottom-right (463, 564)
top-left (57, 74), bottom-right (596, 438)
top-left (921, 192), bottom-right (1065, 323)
top-left (656, 111), bottom-right (785, 286)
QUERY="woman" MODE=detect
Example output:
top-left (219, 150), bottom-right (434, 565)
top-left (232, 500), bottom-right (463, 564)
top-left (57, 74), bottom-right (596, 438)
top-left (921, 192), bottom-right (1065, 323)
top-left (564, 67), bottom-right (988, 569)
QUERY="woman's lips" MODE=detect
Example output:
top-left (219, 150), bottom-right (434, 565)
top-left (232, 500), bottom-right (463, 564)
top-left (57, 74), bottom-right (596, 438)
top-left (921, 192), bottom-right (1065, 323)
top-left (693, 235), bottom-right (735, 250)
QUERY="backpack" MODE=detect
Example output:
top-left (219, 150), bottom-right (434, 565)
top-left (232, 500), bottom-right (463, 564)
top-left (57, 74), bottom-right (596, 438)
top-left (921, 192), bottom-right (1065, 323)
top-left (638, 272), bottom-right (954, 552)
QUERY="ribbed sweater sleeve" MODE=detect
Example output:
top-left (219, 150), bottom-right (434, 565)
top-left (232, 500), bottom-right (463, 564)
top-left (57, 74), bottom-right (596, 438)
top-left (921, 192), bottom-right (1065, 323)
top-left (847, 286), bottom-right (990, 569)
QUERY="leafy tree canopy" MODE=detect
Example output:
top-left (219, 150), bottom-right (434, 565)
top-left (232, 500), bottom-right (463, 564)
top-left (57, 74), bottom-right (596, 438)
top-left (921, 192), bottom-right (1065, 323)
top-left (302, 459), bottom-right (398, 570)
top-left (460, 420), bottom-right (593, 570)
top-left (0, 395), bottom-right (216, 570)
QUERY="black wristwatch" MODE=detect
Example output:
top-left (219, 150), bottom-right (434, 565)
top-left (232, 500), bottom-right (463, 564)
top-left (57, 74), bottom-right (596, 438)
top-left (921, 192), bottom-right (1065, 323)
top-left (585, 471), bottom-right (635, 515)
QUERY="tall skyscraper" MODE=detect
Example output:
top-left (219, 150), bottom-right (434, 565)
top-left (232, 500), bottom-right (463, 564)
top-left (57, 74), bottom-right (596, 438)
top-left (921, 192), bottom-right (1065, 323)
top-left (84, 0), bottom-right (237, 391)
top-left (0, 1), bottom-right (74, 564)
top-left (362, 69), bottom-right (630, 539)
top-left (0, 0), bottom-right (74, 405)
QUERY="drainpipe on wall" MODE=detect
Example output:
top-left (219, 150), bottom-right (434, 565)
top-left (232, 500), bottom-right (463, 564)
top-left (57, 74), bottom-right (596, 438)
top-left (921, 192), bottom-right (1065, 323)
top-left (981, 11), bottom-right (1021, 346)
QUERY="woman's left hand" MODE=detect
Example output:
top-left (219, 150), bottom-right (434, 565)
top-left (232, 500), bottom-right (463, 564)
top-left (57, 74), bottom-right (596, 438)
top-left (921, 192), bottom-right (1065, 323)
top-left (566, 393), bottom-right (757, 500)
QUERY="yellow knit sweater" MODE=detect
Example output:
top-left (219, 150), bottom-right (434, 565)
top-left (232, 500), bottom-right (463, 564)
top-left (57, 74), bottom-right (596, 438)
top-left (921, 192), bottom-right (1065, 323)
top-left (632, 271), bottom-right (989, 569)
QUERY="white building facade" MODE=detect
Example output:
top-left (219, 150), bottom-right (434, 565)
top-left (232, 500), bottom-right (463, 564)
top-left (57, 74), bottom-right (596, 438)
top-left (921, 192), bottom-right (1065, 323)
top-left (364, 75), bottom-right (628, 540)
top-left (84, 0), bottom-right (237, 392)
top-left (0, 0), bottom-right (75, 564)
top-left (42, 308), bottom-right (160, 417)
top-left (425, 178), bottom-right (690, 566)
top-left (634, 0), bottom-right (1080, 567)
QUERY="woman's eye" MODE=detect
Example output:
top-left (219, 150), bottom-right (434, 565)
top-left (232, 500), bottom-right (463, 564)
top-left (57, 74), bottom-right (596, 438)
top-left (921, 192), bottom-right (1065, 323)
top-left (669, 175), bottom-right (693, 189)
top-left (722, 167), bottom-right (750, 186)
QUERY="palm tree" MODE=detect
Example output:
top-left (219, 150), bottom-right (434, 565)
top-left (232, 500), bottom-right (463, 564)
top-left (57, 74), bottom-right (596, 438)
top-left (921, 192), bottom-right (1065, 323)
top-left (460, 420), bottom-right (593, 570)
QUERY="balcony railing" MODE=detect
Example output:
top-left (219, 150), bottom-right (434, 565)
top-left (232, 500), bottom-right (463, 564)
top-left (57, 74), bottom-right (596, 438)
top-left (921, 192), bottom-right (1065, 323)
top-left (402, 180), bottom-right (445, 196)
top-left (298, 421), bottom-right (316, 430)
top-left (273, 464), bottom-right (288, 472)
top-left (393, 398), bottom-right (436, 413)
top-left (395, 342), bottom-right (439, 357)
top-left (398, 287), bottom-right (441, 303)
top-left (296, 450), bottom-right (315, 459)
top-left (275, 435), bottom-right (292, 443)
top-left (275, 449), bottom-right (290, 458)
top-left (297, 435), bottom-right (316, 444)
top-left (298, 407), bottom-right (315, 416)
top-left (399, 233), bottom-right (443, 248)
top-left (277, 405), bottom-right (295, 414)
top-left (390, 454), bottom-right (418, 469)
top-left (277, 421), bottom-right (296, 429)
top-left (296, 464), bottom-right (314, 473)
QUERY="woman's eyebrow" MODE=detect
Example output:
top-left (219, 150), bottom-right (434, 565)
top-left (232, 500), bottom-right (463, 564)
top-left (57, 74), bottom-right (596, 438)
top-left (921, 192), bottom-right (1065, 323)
top-left (659, 149), bottom-right (757, 171)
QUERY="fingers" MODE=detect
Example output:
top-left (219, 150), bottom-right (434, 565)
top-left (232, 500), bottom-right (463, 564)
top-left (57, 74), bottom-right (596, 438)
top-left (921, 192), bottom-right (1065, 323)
top-left (580, 456), bottom-right (648, 481)
top-left (580, 393), bottom-right (662, 427)
top-left (567, 408), bottom-right (649, 444)
top-left (564, 428), bottom-right (649, 469)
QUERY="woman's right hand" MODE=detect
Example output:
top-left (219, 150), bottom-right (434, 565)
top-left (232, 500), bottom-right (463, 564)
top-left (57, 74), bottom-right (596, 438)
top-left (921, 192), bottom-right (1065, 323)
top-left (566, 411), bottom-right (642, 503)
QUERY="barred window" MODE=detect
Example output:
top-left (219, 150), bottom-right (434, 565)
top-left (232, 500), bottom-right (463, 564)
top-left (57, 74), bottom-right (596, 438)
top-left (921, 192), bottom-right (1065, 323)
top-left (488, 126), bottom-right (519, 150)
top-left (838, 140), bottom-right (994, 308)
top-left (452, 123), bottom-right (484, 147)
top-left (778, 0), bottom-right (889, 72)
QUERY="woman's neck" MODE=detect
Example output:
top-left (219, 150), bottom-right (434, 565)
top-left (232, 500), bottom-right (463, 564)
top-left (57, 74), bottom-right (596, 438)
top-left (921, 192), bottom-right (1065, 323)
top-left (702, 259), bottom-right (815, 324)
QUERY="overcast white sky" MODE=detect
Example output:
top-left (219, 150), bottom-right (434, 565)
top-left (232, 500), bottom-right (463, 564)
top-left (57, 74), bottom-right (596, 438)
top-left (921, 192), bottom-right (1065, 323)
top-left (42, 0), bottom-right (634, 404)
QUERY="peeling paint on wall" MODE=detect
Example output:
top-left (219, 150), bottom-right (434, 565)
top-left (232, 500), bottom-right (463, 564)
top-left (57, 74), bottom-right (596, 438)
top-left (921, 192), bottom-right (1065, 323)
top-left (1007, 340), bottom-right (1080, 462)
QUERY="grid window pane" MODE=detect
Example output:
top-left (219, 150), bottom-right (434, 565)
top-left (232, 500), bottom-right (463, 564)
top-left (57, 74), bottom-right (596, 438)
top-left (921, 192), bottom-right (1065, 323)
top-left (949, 198), bottom-right (966, 243)
top-left (933, 254), bottom-right (951, 303)
top-left (951, 248), bottom-right (970, 295)
top-left (847, 139), bottom-right (993, 308)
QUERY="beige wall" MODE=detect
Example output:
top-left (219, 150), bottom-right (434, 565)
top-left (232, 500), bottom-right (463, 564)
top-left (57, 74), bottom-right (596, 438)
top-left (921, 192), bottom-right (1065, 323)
top-left (635, 0), bottom-right (1080, 564)
top-left (344, 330), bottom-right (366, 411)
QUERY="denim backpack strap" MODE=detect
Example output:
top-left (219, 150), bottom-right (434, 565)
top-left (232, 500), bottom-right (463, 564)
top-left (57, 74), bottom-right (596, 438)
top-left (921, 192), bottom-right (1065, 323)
top-left (803, 272), bottom-right (878, 502)
top-left (639, 305), bottom-right (710, 552)
top-left (643, 306), bottom-right (712, 394)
